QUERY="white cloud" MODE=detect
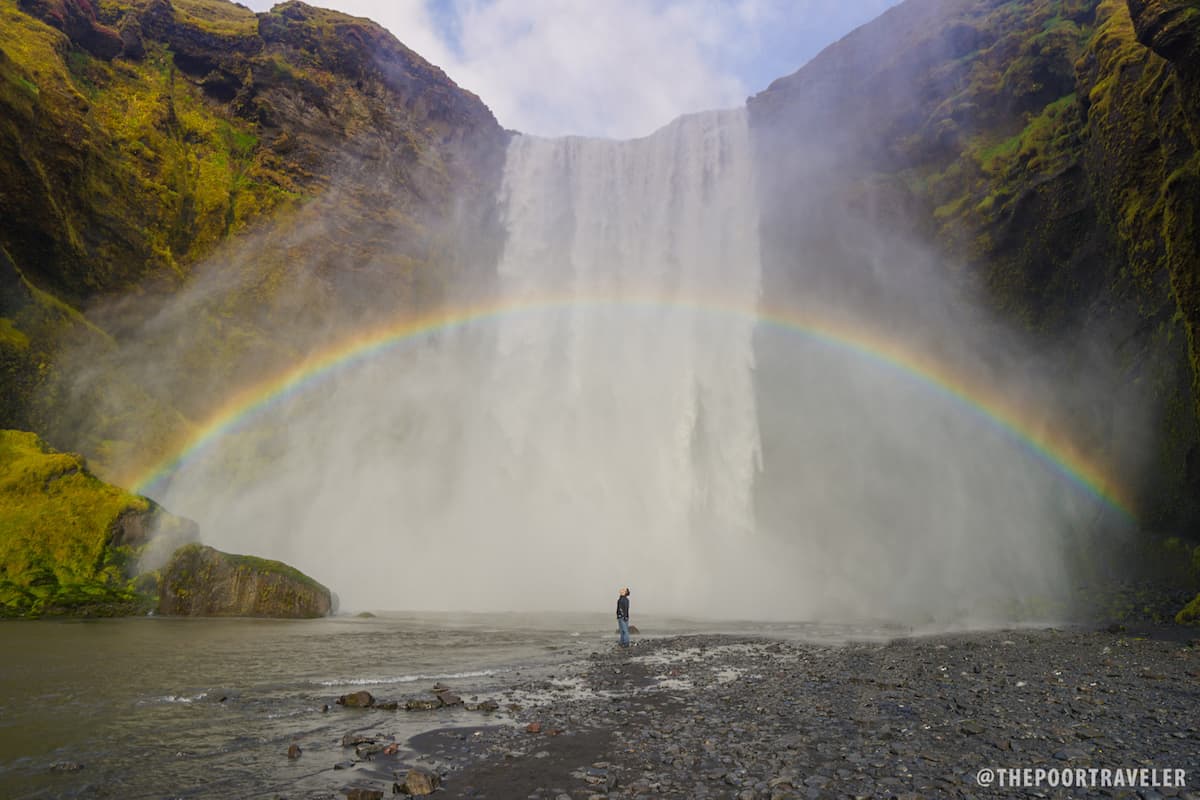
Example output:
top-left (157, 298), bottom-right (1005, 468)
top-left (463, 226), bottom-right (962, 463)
top-left (447, 0), bottom-right (751, 138)
top-left (240, 0), bottom-right (899, 139)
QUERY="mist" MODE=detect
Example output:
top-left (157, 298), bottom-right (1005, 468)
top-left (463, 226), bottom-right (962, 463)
top-left (50, 85), bottom-right (1152, 626)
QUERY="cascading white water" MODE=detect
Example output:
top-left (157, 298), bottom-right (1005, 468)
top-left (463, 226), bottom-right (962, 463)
top-left (453, 109), bottom-right (764, 606)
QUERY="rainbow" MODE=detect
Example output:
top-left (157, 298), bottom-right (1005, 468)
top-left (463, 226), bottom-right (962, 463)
top-left (123, 298), bottom-right (1137, 519)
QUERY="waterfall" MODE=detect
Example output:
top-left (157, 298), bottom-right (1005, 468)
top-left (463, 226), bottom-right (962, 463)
top-left (447, 109), bottom-right (764, 608)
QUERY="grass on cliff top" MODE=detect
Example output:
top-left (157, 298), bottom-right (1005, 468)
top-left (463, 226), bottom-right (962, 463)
top-left (0, 430), bottom-right (148, 615)
top-left (172, 543), bottom-right (329, 595)
top-left (173, 0), bottom-right (259, 38)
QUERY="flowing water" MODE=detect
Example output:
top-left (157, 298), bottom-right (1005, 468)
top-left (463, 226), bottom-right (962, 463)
top-left (0, 614), bottom-right (886, 799)
top-left (0, 614), bottom-right (603, 798)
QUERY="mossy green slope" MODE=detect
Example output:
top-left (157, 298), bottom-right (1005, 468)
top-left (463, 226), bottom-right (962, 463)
top-left (0, 429), bottom-right (162, 616)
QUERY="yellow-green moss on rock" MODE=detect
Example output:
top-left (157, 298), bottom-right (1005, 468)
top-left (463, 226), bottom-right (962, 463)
top-left (158, 542), bottom-right (332, 618)
top-left (0, 429), bottom-right (193, 616)
top-left (1177, 591), bottom-right (1200, 624)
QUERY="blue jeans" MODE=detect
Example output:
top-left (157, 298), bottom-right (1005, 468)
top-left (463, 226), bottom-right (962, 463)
top-left (618, 617), bottom-right (630, 646)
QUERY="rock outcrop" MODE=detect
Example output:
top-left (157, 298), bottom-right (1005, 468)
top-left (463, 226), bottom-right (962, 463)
top-left (158, 543), bottom-right (331, 618)
top-left (18, 0), bottom-right (123, 59)
top-left (1127, 0), bottom-right (1200, 66)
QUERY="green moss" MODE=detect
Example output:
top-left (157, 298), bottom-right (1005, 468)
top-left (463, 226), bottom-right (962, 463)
top-left (173, 0), bottom-right (259, 38)
top-left (0, 319), bottom-right (29, 350)
top-left (0, 430), bottom-right (152, 616)
top-left (1178, 592), bottom-right (1200, 625)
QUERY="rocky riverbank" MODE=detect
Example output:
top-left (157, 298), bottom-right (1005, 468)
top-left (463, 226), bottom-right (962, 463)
top-left (362, 628), bottom-right (1200, 799)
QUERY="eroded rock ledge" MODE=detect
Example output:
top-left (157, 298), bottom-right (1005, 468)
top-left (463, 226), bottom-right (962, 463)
top-left (158, 542), bottom-right (332, 618)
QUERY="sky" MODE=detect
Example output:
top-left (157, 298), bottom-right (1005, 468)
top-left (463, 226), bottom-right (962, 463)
top-left (240, 0), bottom-right (902, 139)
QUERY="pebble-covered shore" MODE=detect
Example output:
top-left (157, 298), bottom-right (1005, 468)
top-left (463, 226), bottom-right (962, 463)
top-left (397, 628), bottom-right (1200, 799)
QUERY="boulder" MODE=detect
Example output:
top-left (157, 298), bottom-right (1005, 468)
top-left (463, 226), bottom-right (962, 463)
top-left (336, 691), bottom-right (374, 708)
top-left (405, 695), bottom-right (441, 711)
top-left (398, 768), bottom-right (439, 796)
top-left (157, 544), bottom-right (331, 618)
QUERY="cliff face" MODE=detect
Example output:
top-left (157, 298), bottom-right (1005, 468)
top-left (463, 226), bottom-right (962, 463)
top-left (158, 543), bottom-right (332, 618)
top-left (0, 0), bottom-right (508, 461)
top-left (749, 0), bottom-right (1200, 530)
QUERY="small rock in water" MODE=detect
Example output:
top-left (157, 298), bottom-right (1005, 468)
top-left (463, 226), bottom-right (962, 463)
top-left (476, 699), bottom-right (500, 712)
top-left (337, 691), bottom-right (375, 708)
top-left (49, 761), bottom-right (84, 773)
top-left (287, 743), bottom-right (302, 759)
top-left (343, 788), bottom-right (383, 800)
top-left (355, 611), bottom-right (376, 618)
top-left (438, 692), bottom-right (463, 707)
top-left (400, 767), bottom-right (440, 795)
top-left (526, 722), bottom-right (542, 734)
top-left (374, 700), bottom-right (399, 711)
top-left (405, 695), bottom-right (441, 711)
top-left (342, 734), bottom-right (377, 747)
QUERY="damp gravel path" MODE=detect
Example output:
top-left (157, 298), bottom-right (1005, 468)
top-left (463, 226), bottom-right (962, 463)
top-left (395, 628), bottom-right (1200, 799)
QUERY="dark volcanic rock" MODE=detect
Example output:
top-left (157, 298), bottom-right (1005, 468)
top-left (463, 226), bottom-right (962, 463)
top-left (405, 694), bottom-right (442, 711)
top-left (18, 0), bottom-right (122, 58)
top-left (157, 544), bottom-right (331, 618)
top-left (411, 631), bottom-right (1200, 800)
top-left (336, 691), bottom-right (374, 709)
top-left (1127, 0), bottom-right (1200, 66)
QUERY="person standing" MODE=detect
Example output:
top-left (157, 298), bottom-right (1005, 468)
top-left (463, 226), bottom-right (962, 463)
top-left (616, 587), bottom-right (631, 647)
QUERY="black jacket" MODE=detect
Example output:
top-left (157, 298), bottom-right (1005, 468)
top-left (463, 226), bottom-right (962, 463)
top-left (616, 595), bottom-right (629, 621)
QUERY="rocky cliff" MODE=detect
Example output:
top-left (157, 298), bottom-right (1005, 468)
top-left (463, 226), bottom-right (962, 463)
top-left (0, 0), bottom-right (508, 469)
top-left (749, 0), bottom-right (1200, 533)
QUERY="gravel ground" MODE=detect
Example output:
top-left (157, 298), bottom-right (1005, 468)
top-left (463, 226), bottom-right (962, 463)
top-left (393, 627), bottom-right (1200, 799)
